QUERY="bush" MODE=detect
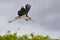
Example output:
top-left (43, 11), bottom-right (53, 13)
top-left (0, 30), bottom-right (59, 40)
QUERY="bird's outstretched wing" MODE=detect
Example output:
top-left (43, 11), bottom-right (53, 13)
top-left (18, 7), bottom-right (26, 17)
top-left (25, 4), bottom-right (31, 13)
top-left (18, 4), bottom-right (31, 17)
top-left (25, 4), bottom-right (31, 17)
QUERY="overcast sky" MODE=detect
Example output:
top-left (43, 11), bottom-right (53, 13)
top-left (0, 0), bottom-right (60, 38)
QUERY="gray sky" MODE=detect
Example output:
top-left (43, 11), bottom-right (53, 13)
top-left (0, 0), bottom-right (60, 38)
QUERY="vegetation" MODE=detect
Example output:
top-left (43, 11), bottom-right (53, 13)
top-left (0, 30), bottom-right (60, 40)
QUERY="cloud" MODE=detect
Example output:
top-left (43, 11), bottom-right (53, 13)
top-left (0, 0), bottom-right (60, 38)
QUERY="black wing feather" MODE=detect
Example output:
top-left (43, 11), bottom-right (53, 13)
top-left (18, 7), bottom-right (26, 16)
top-left (25, 4), bottom-right (31, 13)
top-left (18, 4), bottom-right (31, 17)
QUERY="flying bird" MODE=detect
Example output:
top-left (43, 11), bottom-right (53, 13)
top-left (8, 4), bottom-right (33, 23)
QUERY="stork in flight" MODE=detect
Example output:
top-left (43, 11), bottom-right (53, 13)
top-left (8, 4), bottom-right (33, 23)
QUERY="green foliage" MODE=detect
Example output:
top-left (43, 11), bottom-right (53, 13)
top-left (0, 30), bottom-right (59, 40)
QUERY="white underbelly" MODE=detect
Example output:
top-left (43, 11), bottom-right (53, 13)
top-left (20, 15), bottom-right (29, 19)
top-left (19, 15), bottom-right (32, 21)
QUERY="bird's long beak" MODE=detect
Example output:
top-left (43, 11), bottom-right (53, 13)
top-left (8, 21), bottom-right (13, 23)
top-left (8, 16), bottom-right (19, 23)
top-left (8, 19), bottom-right (17, 23)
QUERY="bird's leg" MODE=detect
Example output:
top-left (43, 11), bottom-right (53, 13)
top-left (25, 19), bottom-right (28, 21)
top-left (28, 17), bottom-right (34, 21)
top-left (8, 16), bottom-right (19, 23)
